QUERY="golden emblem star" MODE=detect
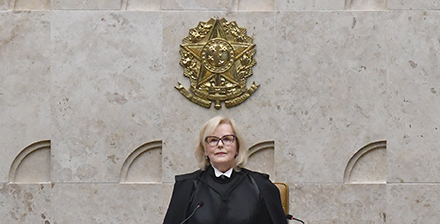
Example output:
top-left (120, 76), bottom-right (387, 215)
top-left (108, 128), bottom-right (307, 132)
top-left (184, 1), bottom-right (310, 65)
top-left (180, 19), bottom-right (255, 87)
top-left (176, 18), bottom-right (259, 109)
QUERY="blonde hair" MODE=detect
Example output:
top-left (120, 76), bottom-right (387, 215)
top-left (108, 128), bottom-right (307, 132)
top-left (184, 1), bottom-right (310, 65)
top-left (195, 116), bottom-right (248, 171)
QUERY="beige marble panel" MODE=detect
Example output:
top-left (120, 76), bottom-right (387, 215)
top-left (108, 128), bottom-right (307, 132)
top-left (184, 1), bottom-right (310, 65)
top-left (0, 183), bottom-right (172, 223)
top-left (275, 0), bottom-right (345, 10)
top-left (388, 0), bottom-right (440, 10)
top-left (0, 11), bottom-right (51, 182)
top-left (49, 183), bottom-right (172, 223)
top-left (161, 12), bottom-right (277, 182)
top-left (238, 0), bottom-right (274, 11)
top-left (162, 0), bottom-right (238, 10)
top-left (124, 0), bottom-right (161, 10)
top-left (386, 10), bottom-right (440, 183)
top-left (0, 184), bottom-right (52, 223)
top-left (345, 0), bottom-right (387, 10)
top-left (0, 0), bottom-right (8, 9)
top-left (289, 183), bottom-right (386, 223)
top-left (51, 11), bottom-right (163, 182)
top-left (387, 184), bottom-right (440, 223)
top-left (273, 11), bottom-right (388, 183)
top-left (51, 0), bottom-right (121, 10)
top-left (246, 141), bottom-right (275, 178)
top-left (13, 0), bottom-right (50, 10)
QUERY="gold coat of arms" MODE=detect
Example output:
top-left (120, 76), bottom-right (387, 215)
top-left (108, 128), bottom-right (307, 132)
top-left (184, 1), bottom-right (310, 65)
top-left (175, 18), bottom-right (259, 109)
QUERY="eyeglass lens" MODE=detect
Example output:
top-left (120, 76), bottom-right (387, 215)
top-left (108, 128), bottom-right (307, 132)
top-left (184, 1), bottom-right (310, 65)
top-left (206, 135), bottom-right (236, 146)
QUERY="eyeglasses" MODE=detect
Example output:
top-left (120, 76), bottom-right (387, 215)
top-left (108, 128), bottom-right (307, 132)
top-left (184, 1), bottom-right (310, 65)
top-left (205, 135), bottom-right (236, 146)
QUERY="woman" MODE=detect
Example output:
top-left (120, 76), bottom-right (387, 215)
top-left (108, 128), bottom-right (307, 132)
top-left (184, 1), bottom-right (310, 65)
top-left (163, 116), bottom-right (288, 224)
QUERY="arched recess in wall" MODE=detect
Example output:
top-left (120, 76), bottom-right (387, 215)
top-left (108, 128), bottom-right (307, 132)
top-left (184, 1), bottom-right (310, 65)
top-left (343, 140), bottom-right (386, 184)
top-left (246, 141), bottom-right (275, 178)
top-left (9, 140), bottom-right (51, 183)
top-left (120, 140), bottom-right (162, 183)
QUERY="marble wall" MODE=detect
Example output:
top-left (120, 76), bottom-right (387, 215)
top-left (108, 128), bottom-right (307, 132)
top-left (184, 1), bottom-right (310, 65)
top-left (0, 0), bottom-right (439, 223)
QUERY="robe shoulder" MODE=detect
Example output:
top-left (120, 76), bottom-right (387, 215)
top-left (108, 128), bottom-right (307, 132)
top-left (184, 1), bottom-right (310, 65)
top-left (242, 168), bottom-right (270, 180)
top-left (175, 169), bottom-right (202, 182)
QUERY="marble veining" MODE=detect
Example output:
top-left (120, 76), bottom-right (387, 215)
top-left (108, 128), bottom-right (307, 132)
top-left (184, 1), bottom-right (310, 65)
top-left (1, 2), bottom-right (440, 223)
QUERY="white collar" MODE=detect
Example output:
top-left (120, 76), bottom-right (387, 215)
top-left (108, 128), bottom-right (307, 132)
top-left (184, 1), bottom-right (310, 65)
top-left (213, 166), bottom-right (233, 178)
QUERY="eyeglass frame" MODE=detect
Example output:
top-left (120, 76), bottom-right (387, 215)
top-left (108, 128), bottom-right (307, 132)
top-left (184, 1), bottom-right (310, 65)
top-left (205, 135), bottom-right (237, 147)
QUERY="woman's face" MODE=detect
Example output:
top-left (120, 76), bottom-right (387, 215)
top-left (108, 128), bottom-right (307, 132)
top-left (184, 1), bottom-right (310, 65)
top-left (204, 122), bottom-right (238, 172)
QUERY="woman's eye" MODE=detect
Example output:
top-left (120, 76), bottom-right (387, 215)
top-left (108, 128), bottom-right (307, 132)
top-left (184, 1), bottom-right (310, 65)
top-left (207, 137), bottom-right (218, 143)
top-left (222, 137), bottom-right (232, 142)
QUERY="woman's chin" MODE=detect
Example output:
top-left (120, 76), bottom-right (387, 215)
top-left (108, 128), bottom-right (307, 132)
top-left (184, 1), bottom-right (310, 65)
top-left (211, 159), bottom-right (234, 168)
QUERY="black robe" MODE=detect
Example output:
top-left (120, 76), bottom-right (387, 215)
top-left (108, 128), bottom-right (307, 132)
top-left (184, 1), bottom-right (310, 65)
top-left (163, 167), bottom-right (288, 224)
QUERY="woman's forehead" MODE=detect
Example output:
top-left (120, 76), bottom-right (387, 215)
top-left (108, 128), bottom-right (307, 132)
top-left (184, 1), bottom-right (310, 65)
top-left (211, 123), bottom-right (234, 134)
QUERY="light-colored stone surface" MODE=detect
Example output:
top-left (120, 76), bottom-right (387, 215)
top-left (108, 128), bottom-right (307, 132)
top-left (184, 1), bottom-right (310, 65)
top-left (275, 0), bottom-right (345, 10)
top-left (13, 0), bottom-right (50, 10)
top-left (246, 141), bottom-right (275, 178)
top-left (238, 0), bottom-right (274, 11)
top-left (388, 0), bottom-right (440, 10)
top-left (0, 184), bottom-right (52, 223)
top-left (162, 0), bottom-right (238, 10)
top-left (12, 143), bottom-right (51, 183)
top-left (51, 0), bottom-right (121, 10)
top-left (273, 11), bottom-right (388, 183)
top-left (51, 11), bottom-right (163, 182)
top-left (122, 142), bottom-right (162, 183)
top-left (345, 142), bottom-right (387, 184)
top-left (386, 10), bottom-right (440, 183)
top-left (0, 0), bottom-right (8, 10)
top-left (49, 183), bottom-right (171, 223)
top-left (1, 2), bottom-right (440, 224)
top-left (345, 0), bottom-right (387, 10)
top-left (0, 11), bottom-right (51, 183)
top-left (387, 184), bottom-right (440, 223)
top-left (123, 0), bottom-right (161, 11)
top-left (348, 148), bottom-right (386, 183)
top-left (0, 183), bottom-right (172, 223)
top-left (289, 183), bottom-right (386, 223)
